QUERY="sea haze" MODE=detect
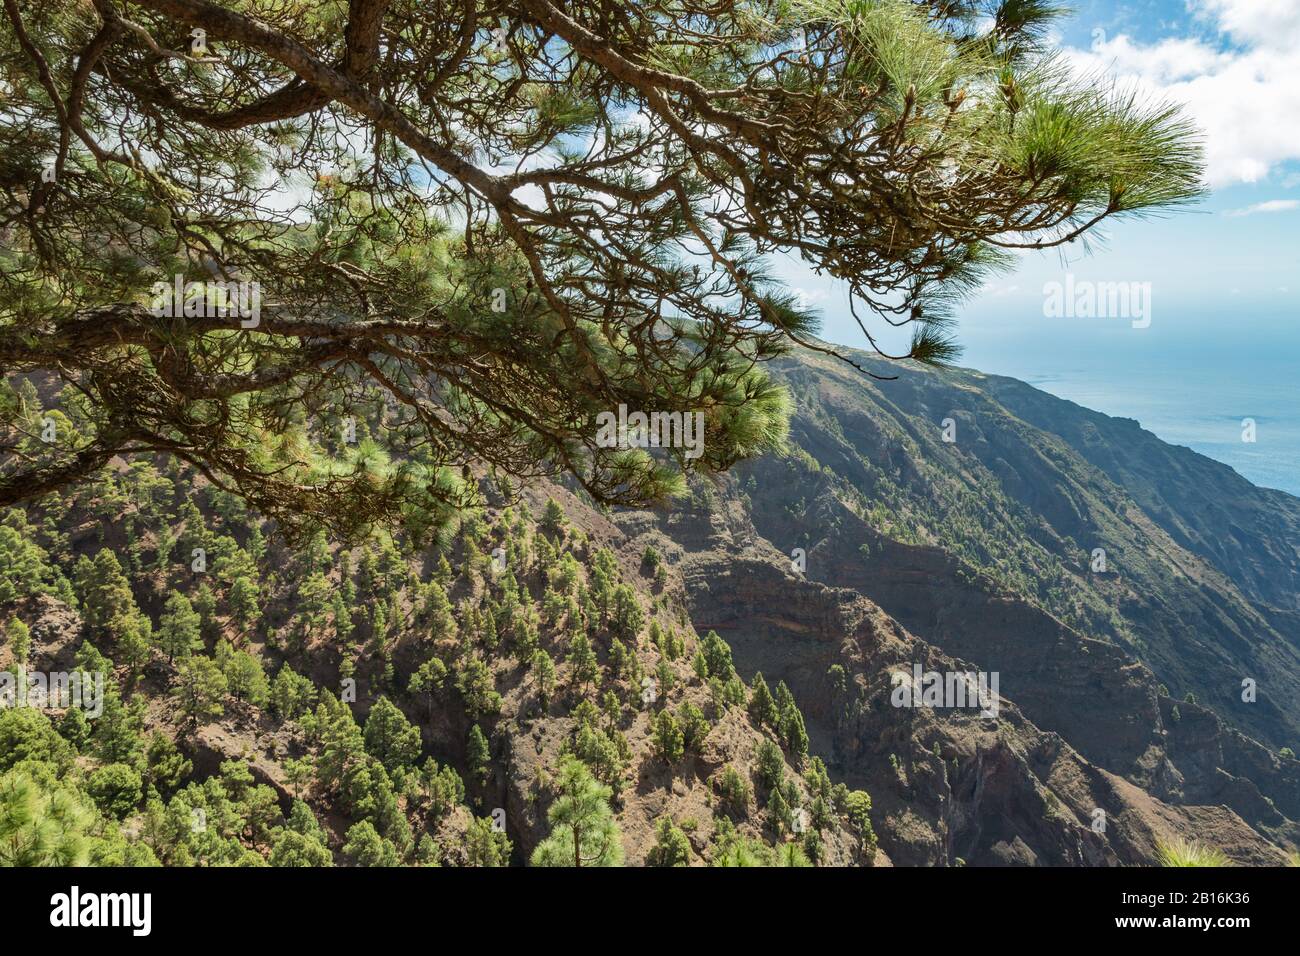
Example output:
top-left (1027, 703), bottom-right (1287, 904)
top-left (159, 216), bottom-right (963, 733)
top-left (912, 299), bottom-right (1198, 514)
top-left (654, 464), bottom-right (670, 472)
top-left (960, 344), bottom-right (1300, 498)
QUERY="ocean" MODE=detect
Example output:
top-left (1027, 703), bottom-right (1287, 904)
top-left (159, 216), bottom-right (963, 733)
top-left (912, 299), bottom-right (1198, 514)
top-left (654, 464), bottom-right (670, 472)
top-left (966, 349), bottom-right (1300, 498)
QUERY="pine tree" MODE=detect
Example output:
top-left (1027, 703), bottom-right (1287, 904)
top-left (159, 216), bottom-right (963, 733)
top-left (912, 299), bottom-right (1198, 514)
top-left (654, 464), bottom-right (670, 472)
top-left (567, 632), bottom-right (599, 692)
top-left (228, 576), bottom-right (261, 636)
top-left (144, 731), bottom-right (192, 795)
top-left (767, 787), bottom-right (793, 835)
top-left (224, 649), bottom-right (269, 706)
top-left (749, 672), bottom-right (778, 728)
top-left (270, 828), bottom-right (334, 867)
top-left (466, 725), bottom-right (491, 784)
top-left (0, 520), bottom-right (54, 604)
top-left (842, 790), bottom-right (877, 855)
top-left (540, 499), bottom-right (567, 540)
top-left (434, 554), bottom-right (454, 587)
top-left (363, 697), bottom-right (422, 773)
top-left (156, 592), bottom-right (202, 664)
top-left (409, 656), bottom-right (448, 720)
top-left (646, 817), bottom-right (692, 867)
top-left (774, 681), bottom-right (810, 759)
top-left (0, 770), bottom-right (96, 866)
top-left (530, 757), bottom-right (623, 867)
top-left (315, 697), bottom-right (368, 794)
top-left (700, 630), bottom-right (736, 681)
top-left (269, 665), bottom-right (317, 722)
top-left (654, 711), bottom-right (685, 765)
top-left (1, 0), bottom-right (1202, 534)
top-left (342, 820), bottom-right (400, 867)
top-left (171, 656), bottom-right (227, 728)
top-left (116, 613), bottom-right (152, 678)
top-left (420, 580), bottom-right (456, 643)
top-left (755, 738), bottom-right (785, 791)
top-left (464, 816), bottom-right (511, 867)
top-left (5, 618), bottom-right (31, 665)
top-left (75, 550), bottom-right (136, 637)
top-left (610, 585), bottom-right (644, 641)
top-left (532, 649), bottom-right (557, 708)
top-left (192, 583), bottom-right (218, 639)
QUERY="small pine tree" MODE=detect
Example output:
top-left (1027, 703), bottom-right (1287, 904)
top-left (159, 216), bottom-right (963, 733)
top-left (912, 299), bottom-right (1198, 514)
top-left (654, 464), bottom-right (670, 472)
top-left (530, 757), bottom-right (623, 867)
top-left (567, 632), bottom-right (598, 692)
top-left (646, 817), bottom-right (692, 867)
top-left (654, 710), bottom-right (685, 764)
top-left (466, 724), bottom-right (491, 784)
top-left (171, 656), bottom-right (227, 728)
top-left (156, 592), bottom-right (202, 664)
top-left (532, 649), bottom-right (557, 708)
top-left (5, 618), bottom-right (31, 665)
top-left (749, 672), bottom-right (778, 728)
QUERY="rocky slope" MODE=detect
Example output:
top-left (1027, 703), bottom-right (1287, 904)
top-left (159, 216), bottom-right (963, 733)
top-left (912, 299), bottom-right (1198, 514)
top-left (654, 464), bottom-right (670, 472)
top-left (3, 341), bottom-right (1297, 866)
top-left (600, 342), bottom-right (1299, 864)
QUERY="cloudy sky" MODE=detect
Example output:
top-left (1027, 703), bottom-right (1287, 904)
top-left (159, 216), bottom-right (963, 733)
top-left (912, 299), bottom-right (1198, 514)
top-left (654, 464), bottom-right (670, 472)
top-left (780, 0), bottom-right (1300, 369)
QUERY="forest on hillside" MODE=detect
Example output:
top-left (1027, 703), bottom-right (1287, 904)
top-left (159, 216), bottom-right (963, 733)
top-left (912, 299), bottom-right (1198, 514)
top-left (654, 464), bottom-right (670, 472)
top-left (4, 0), bottom-right (1254, 876)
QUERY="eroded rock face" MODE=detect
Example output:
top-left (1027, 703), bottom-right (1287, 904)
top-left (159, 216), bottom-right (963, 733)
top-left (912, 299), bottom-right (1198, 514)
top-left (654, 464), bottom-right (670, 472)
top-left (8, 341), bottom-right (1296, 868)
top-left (610, 452), bottom-right (1296, 865)
top-left (754, 350), bottom-right (1300, 755)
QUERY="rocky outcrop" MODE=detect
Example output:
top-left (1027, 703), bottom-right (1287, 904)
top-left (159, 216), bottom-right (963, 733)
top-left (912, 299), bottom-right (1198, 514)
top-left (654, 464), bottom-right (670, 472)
top-left (604, 340), bottom-right (1300, 865)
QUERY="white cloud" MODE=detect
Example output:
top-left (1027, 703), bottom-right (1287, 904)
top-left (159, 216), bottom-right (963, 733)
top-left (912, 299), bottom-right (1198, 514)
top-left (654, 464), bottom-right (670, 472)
top-left (1062, 0), bottom-right (1300, 188)
top-left (1196, 0), bottom-right (1300, 50)
top-left (1224, 199), bottom-right (1300, 216)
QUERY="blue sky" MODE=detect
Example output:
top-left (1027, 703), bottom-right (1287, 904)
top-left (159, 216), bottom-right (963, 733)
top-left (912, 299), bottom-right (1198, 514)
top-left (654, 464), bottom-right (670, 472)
top-left (775, 0), bottom-right (1300, 370)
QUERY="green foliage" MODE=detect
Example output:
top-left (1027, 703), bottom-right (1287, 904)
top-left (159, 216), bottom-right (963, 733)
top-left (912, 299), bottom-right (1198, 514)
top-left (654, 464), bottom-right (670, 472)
top-left (677, 702), bottom-right (710, 753)
top-left (171, 656), bottom-right (227, 728)
top-left (755, 738), bottom-right (785, 792)
top-left (653, 710), bottom-right (686, 765)
top-left (646, 817), bottom-right (693, 867)
top-left (532, 649), bottom-right (557, 708)
top-left (567, 632), bottom-right (599, 691)
top-left (0, 516), bottom-right (66, 605)
top-left (842, 789), bottom-right (877, 855)
top-left (269, 827), bottom-right (334, 867)
top-left (455, 657), bottom-right (502, 719)
top-left (464, 816), bottom-right (512, 867)
top-left (0, 708), bottom-right (75, 774)
top-left (409, 656), bottom-right (448, 717)
top-left (144, 732), bottom-right (192, 796)
top-left (531, 758), bottom-right (623, 867)
top-left (716, 766), bottom-right (751, 820)
top-left (219, 643), bottom-right (269, 706)
top-left (699, 631), bottom-right (737, 681)
top-left (610, 586), bottom-right (645, 642)
top-left (73, 550), bottom-right (136, 637)
top-left (540, 499), bottom-right (567, 540)
top-left (419, 581), bottom-right (456, 643)
top-left (749, 672), bottom-right (778, 728)
top-left (4, 618), bottom-right (31, 664)
top-left (773, 681), bottom-right (810, 759)
top-left (1156, 838), bottom-right (1229, 868)
top-left (0, 768), bottom-right (96, 866)
top-left (466, 725), bottom-right (491, 784)
top-left (363, 697), bottom-right (422, 773)
top-left (342, 820), bottom-right (400, 867)
top-left (270, 665), bottom-right (317, 722)
top-left (157, 591), bottom-right (202, 664)
top-left (85, 763), bottom-right (143, 819)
